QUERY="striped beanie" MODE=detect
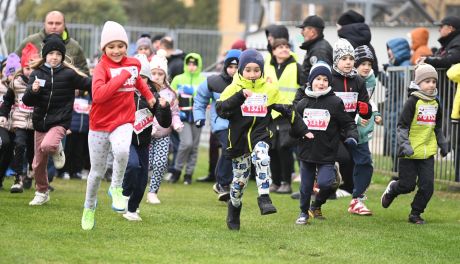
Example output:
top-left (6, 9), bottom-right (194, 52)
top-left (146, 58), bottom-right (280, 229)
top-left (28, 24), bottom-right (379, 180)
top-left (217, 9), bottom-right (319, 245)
top-left (354, 45), bottom-right (374, 67)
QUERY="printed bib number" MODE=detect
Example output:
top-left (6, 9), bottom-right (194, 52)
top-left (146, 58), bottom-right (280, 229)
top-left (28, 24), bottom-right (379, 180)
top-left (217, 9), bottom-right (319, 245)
top-left (133, 108), bottom-right (154, 134)
top-left (416, 105), bottom-right (437, 125)
top-left (335, 92), bottom-right (358, 112)
top-left (109, 66), bottom-right (138, 89)
top-left (74, 98), bottom-right (90, 114)
top-left (303, 108), bottom-right (330, 131)
top-left (241, 93), bottom-right (268, 117)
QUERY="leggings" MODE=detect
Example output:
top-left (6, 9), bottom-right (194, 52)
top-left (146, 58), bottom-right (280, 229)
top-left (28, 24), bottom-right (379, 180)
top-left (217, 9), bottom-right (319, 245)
top-left (148, 136), bottom-right (170, 193)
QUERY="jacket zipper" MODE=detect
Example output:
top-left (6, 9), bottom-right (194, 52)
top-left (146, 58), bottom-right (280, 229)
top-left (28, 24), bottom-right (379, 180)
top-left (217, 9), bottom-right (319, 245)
top-left (43, 68), bottom-right (54, 131)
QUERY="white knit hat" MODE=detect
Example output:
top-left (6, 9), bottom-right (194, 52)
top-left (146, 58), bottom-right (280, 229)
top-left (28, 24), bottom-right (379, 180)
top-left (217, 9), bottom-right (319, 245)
top-left (333, 38), bottom-right (355, 65)
top-left (100, 21), bottom-right (129, 50)
top-left (134, 54), bottom-right (153, 81)
top-left (150, 49), bottom-right (169, 77)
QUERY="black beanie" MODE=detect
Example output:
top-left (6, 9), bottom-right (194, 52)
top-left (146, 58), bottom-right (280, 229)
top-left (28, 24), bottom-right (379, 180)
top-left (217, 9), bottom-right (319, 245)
top-left (42, 34), bottom-right (66, 59)
top-left (337, 10), bottom-right (365, 26)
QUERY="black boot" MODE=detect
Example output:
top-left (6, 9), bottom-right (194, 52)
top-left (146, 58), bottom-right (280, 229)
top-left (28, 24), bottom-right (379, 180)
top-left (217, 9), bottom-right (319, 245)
top-left (183, 174), bottom-right (192, 185)
top-left (226, 201), bottom-right (242, 230)
top-left (169, 169), bottom-right (181, 183)
top-left (257, 194), bottom-right (277, 215)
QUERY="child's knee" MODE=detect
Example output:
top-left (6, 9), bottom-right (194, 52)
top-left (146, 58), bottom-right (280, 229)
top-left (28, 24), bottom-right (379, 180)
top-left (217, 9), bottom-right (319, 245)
top-left (251, 142), bottom-right (270, 168)
top-left (40, 142), bottom-right (58, 153)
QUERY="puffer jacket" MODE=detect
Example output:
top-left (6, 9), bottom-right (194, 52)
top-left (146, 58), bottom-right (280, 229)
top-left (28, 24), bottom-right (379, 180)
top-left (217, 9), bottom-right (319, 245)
top-left (410, 27), bottom-right (433, 65)
top-left (10, 75), bottom-right (34, 130)
top-left (0, 81), bottom-right (13, 130)
top-left (447, 63), bottom-right (460, 120)
top-left (22, 64), bottom-right (92, 132)
top-left (152, 86), bottom-right (182, 138)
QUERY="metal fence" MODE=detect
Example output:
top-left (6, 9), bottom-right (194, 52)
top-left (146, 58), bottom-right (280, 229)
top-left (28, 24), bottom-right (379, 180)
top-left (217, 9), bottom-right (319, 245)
top-left (371, 66), bottom-right (459, 185)
top-left (3, 22), bottom-right (240, 69)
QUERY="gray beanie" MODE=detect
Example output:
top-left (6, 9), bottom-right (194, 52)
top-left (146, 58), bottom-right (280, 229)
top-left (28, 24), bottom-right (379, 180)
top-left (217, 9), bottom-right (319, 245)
top-left (414, 63), bottom-right (437, 85)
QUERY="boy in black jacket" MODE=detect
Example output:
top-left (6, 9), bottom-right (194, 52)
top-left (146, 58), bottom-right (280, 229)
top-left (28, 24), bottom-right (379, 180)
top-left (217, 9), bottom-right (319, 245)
top-left (121, 54), bottom-right (171, 221)
top-left (291, 62), bottom-right (358, 224)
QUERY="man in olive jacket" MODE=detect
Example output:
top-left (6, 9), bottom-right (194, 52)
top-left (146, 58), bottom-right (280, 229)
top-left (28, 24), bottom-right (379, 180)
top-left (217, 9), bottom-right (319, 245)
top-left (15, 10), bottom-right (89, 75)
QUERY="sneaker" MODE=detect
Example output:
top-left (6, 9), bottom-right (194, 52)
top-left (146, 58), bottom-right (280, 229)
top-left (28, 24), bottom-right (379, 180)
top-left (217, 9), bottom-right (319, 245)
top-left (146, 192), bottom-right (161, 204)
top-left (335, 189), bottom-right (352, 198)
top-left (257, 194), bottom-right (277, 215)
top-left (52, 142), bottom-right (66, 169)
top-left (48, 185), bottom-right (55, 192)
top-left (226, 201), bottom-right (242, 230)
top-left (62, 172), bottom-right (70, 180)
top-left (295, 212), bottom-right (309, 225)
top-left (169, 169), bottom-right (181, 183)
top-left (123, 211), bottom-right (142, 221)
top-left (116, 195), bottom-right (130, 214)
top-left (183, 174), bottom-right (192, 185)
top-left (218, 185), bottom-right (230, 202)
top-left (308, 206), bottom-right (326, 220)
top-left (72, 172), bottom-right (82, 180)
top-left (408, 214), bottom-right (425, 225)
top-left (81, 208), bottom-right (96, 230)
top-left (80, 169), bottom-right (89, 180)
top-left (23, 176), bottom-right (33, 190)
top-left (29, 191), bottom-right (50, 205)
top-left (269, 183), bottom-right (280, 192)
top-left (10, 177), bottom-right (24, 193)
top-left (276, 182), bottom-right (292, 194)
top-left (381, 180), bottom-right (397, 208)
top-left (108, 187), bottom-right (126, 211)
top-left (163, 172), bottom-right (172, 181)
top-left (348, 197), bottom-right (372, 215)
top-left (196, 175), bottom-right (215, 182)
top-left (290, 191), bottom-right (301, 200)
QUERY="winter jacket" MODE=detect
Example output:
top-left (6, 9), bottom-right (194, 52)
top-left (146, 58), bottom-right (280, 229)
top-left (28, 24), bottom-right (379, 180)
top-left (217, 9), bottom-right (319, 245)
top-left (22, 64), bottom-right (91, 132)
top-left (90, 54), bottom-right (154, 132)
top-left (132, 84), bottom-right (171, 147)
top-left (15, 28), bottom-right (89, 74)
top-left (290, 88), bottom-right (358, 163)
top-left (193, 68), bottom-right (232, 133)
top-left (152, 86), bottom-right (182, 138)
top-left (331, 69), bottom-right (372, 120)
top-left (171, 53), bottom-right (206, 123)
top-left (216, 74), bottom-right (290, 158)
top-left (387, 38), bottom-right (412, 67)
top-left (70, 92), bottom-right (91, 133)
top-left (425, 30), bottom-right (460, 69)
top-left (356, 71), bottom-right (381, 143)
top-left (338, 23), bottom-right (379, 75)
top-left (167, 49), bottom-right (186, 81)
top-left (0, 82), bottom-right (13, 130)
top-left (447, 63), bottom-right (460, 120)
top-left (397, 83), bottom-right (448, 159)
top-left (410, 27), bottom-right (433, 65)
top-left (9, 75), bottom-right (34, 130)
top-left (299, 35), bottom-right (333, 81)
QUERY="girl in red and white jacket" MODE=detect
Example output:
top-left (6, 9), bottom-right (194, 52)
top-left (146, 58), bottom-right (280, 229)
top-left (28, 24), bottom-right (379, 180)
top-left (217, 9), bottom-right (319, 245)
top-left (82, 21), bottom-right (155, 230)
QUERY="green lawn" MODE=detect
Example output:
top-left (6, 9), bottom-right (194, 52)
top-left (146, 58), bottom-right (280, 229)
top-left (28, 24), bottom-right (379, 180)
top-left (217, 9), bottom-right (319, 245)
top-left (1, 151), bottom-right (459, 263)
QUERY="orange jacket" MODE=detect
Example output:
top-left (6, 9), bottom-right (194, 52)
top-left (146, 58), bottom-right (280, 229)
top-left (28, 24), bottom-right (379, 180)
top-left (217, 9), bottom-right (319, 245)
top-left (410, 27), bottom-right (433, 65)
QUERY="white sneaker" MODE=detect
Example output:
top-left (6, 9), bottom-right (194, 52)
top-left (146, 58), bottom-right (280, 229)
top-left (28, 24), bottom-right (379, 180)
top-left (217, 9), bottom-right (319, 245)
top-left (336, 189), bottom-right (352, 198)
top-left (116, 195), bottom-right (130, 214)
top-left (80, 169), bottom-right (89, 180)
top-left (146, 192), bottom-right (161, 204)
top-left (29, 191), bottom-right (50, 205)
top-left (123, 211), bottom-right (142, 221)
top-left (52, 142), bottom-right (65, 169)
top-left (62, 172), bottom-right (70, 180)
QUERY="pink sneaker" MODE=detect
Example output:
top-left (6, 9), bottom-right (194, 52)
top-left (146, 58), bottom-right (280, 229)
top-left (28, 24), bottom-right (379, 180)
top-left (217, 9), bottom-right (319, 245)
top-left (348, 197), bottom-right (372, 216)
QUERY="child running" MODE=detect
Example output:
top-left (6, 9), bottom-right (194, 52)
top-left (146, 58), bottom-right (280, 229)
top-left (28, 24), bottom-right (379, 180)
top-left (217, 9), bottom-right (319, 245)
top-left (381, 63), bottom-right (449, 224)
top-left (81, 21), bottom-right (155, 230)
top-left (291, 62), bottom-right (358, 224)
top-left (146, 50), bottom-right (183, 204)
top-left (216, 49), bottom-right (292, 230)
top-left (22, 34), bottom-right (91, 205)
top-left (121, 54), bottom-right (171, 221)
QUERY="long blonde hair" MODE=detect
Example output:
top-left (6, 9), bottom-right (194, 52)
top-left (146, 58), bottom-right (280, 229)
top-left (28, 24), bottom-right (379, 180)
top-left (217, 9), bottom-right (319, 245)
top-left (30, 57), bottom-right (88, 78)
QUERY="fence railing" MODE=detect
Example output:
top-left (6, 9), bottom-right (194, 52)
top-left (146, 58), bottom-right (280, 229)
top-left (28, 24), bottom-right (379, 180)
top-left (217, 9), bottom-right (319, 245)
top-left (3, 22), bottom-right (240, 69)
top-left (372, 66), bottom-right (459, 184)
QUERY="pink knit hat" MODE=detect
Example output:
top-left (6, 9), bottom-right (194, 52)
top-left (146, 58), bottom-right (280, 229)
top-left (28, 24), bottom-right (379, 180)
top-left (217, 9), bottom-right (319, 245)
top-left (150, 49), bottom-right (168, 77)
top-left (100, 21), bottom-right (129, 50)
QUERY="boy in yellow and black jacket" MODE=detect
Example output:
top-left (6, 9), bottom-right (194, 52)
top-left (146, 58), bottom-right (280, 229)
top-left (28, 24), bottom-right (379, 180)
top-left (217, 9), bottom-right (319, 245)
top-left (216, 49), bottom-right (293, 231)
top-left (381, 64), bottom-right (449, 225)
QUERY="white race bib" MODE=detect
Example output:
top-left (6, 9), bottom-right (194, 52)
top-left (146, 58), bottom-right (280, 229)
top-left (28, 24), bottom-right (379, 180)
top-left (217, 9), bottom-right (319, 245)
top-left (109, 66), bottom-right (138, 88)
top-left (303, 108), bottom-right (331, 131)
top-left (241, 93), bottom-right (268, 117)
top-left (335, 92), bottom-right (358, 112)
top-left (74, 98), bottom-right (90, 114)
top-left (416, 105), bottom-right (437, 125)
top-left (133, 108), bottom-right (154, 134)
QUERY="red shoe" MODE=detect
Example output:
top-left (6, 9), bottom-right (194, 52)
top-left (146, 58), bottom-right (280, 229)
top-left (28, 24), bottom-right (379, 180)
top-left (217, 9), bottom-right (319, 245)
top-left (348, 197), bottom-right (372, 216)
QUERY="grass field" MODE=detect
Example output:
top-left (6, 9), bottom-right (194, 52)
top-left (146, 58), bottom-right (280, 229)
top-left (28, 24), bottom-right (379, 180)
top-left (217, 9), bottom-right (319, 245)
top-left (1, 151), bottom-right (459, 263)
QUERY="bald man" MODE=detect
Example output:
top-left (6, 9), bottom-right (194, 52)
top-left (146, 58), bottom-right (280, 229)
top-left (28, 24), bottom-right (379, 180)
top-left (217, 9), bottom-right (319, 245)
top-left (15, 10), bottom-right (89, 74)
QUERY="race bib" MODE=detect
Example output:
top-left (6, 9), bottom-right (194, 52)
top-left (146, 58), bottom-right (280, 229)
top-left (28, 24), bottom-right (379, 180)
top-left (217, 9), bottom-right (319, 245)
top-left (416, 105), bottom-right (437, 125)
top-left (133, 108), bottom-right (154, 134)
top-left (18, 94), bottom-right (33, 113)
top-left (74, 98), bottom-right (91, 114)
top-left (109, 66), bottom-right (138, 89)
top-left (303, 108), bottom-right (330, 131)
top-left (241, 93), bottom-right (268, 117)
top-left (335, 92), bottom-right (358, 112)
